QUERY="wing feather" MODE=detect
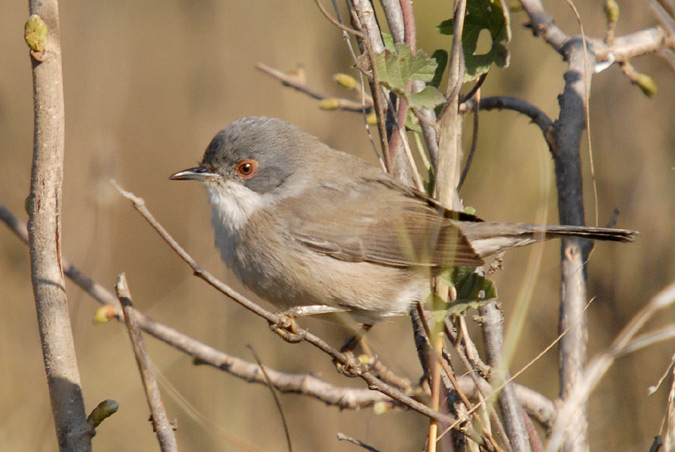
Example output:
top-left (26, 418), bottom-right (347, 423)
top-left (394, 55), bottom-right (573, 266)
top-left (283, 176), bottom-right (483, 267)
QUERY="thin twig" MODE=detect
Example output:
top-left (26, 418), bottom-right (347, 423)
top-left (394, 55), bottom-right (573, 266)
top-left (322, 0), bottom-right (386, 168)
top-left (255, 63), bottom-right (370, 112)
top-left (440, 295), bottom-right (598, 442)
top-left (458, 89), bottom-right (480, 191)
top-left (415, 304), bottom-right (498, 449)
top-left (313, 0), bottom-right (364, 38)
top-left (460, 73), bottom-right (488, 104)
top-left (248, 346), bottom-right (293, 452)
top-left (337, 433), bottom-right (382, 452)
top-left (116, 274), bottom-right (178, 452)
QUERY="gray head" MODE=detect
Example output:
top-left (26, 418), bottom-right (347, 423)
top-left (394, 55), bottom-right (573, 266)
top-left (172, 116), bottom-right (315, 196)
top-left (170, 116), bottom-right (329, 233)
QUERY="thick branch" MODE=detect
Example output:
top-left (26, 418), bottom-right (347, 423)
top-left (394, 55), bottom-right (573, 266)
top-left (436, 0), bottom-right (467, 210)
top-left (528, 24), bottom-right (594, 452)
top-left (25, 2), bottom-right (93, 451)
top-left (548, 283), bottom-right (675, 452)
top-left (592, 26), bottom-right (668, 61)
top-left (521, 0), bottom-right (669, 63)
top-left (519, 0), bottom-right (572, 52)
top-left (480, 303), bottom-right (532, 452)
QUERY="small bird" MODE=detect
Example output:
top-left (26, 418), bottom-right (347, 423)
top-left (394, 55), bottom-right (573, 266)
top-left (170, 116), bottom-right (636, 326)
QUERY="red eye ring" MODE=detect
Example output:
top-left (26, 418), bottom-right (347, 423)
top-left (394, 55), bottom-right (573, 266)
top-left (235, 160), bottom-right (258, 179)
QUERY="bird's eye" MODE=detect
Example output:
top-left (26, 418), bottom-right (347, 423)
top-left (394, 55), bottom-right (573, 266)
top-left (235, 160), bottom-right (258, 179)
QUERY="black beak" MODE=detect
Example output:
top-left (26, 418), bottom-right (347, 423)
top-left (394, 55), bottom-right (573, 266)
top-left (169, 166), bottom-right (219, 181)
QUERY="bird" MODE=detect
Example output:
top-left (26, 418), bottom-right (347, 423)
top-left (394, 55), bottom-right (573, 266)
top-left (170, 116), bottom-right (637, 327)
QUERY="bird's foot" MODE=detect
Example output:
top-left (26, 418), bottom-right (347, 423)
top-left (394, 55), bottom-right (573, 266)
top-left (269, 312), bottom-right (306, 343)
top-left (335, 351), bottom-right (374, 378)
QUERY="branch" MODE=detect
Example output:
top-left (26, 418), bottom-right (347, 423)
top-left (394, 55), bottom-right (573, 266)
top-left (383, 0), bottom-right (437, 183)
top-left (25, 2), bottom-right (93, 450)
top-left (521, 0), bottom-right (670, 63)
top-left (459, 376), bottom-right (557, 432)
top-left (592, 26), bottom-right (668, 61)
top-left (480, 303), bottom-right (532, 452)
top-left (547, 283), bottom-right (675, 452)
top-left (461, 96), bottom-right (554, 148)
top-left (255, 62), bottom-right (372, 113)
top-left (512, 2), bottom-right (661, 450)
top-left (436, 0), bottom-right (467, 210)
top-left (349, 0), bottom-right (392, 172)
top-left (116, 274), bottom-right (178, 452)
top-left (519, 0), bottom-right (570, 52)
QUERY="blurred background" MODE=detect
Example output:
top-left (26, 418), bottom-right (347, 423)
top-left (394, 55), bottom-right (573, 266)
top-left (1, 1), bottom-right (673, 451)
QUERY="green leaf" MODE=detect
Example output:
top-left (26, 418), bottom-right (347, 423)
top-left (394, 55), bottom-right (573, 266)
top-left (445, 298), bottom-right (493, 316)
top-left (405, 110), bottom-right (422, 132)
top-left (358, 43), bottom-right (447, 109)
top-left (407, 86), bottom-right (446, 109)
top-left (440, 266), bottom-right (498, 315)
top-left (381, 32), bottom-right (396, 52)
top-left (437, 18), bottom-right (454, 35)
top-left (360, 44), bottom-right (437, 92)
top-left (437, 0), bottom-right (511, 81)
top-left (425, 267), bottom-right (497, 320)
top-left (430, 49), bottom-right (448, 88)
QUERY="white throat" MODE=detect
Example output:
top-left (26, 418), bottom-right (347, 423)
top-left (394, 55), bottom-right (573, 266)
top-left (205, 180), bottom-right (269, 266)
top-left (206, 181), bottom-right (267, 230)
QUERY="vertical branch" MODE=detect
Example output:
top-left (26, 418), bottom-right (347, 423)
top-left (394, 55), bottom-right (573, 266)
top-left (517, 2), bottom-right (614, 449)
top-left (349, 0), bottom-right (392, 172)
top-left (25, 1), bottom-right (93, 451)
top-left (553, 40), bottom-right (594, 452)
top-left (480, 303), bottom-right (532, 452)
top-left (396, 0), bottom-right (441, 169)
top-left (350, 0), bottom-right (416, 181)
top-left (381, 0), bottom-right (418, 184)
top-left (436, 0), bottom-right (467, 210)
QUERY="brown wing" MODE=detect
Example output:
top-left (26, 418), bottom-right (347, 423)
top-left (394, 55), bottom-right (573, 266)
top-left (283, 176), bottom-right (483, 267)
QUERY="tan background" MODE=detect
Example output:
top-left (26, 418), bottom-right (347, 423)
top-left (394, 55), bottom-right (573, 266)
top-left (1, 1), bottom-right (673, 451)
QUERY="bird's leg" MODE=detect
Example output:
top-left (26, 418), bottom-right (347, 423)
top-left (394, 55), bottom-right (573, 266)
top-left (336, 324), bottom-right (375, 377)
top-left (269, 305), bottom-right (349, 343)
top-left (339, 324), bottom-right (373, 353)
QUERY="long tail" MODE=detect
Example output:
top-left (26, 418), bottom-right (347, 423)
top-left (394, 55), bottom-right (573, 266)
top-left (458, 222), bottom-right (638, 258)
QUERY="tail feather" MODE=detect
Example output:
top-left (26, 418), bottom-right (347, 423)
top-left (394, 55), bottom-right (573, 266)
top-left (457, 222), bottom-right (638, 258)
top-left (536, 224), bottom-right (637, 242)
